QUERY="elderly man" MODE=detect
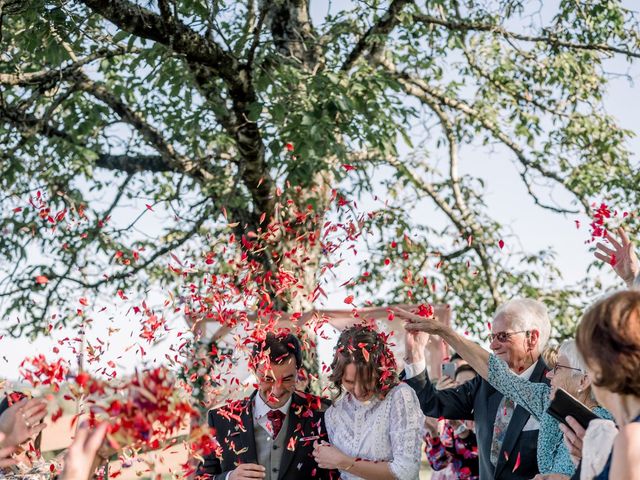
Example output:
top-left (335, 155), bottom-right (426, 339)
top-left (395, 299), bottom-right (551, 480)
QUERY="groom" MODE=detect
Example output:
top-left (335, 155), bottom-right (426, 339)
top-left (196, 332), bottom-right (336, 480)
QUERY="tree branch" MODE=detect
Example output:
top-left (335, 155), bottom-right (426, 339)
top-left (74, 72), bottom-right (216, 182)
top-left (78, 0), bottom-right (241, 86)
top-left (414, 13), bottom-right (640, 59)
top-left (79, 0), bottom-right (277, 220)
top-left (0, 47), bottom-right (127, 87)
top-left (61, 211), bottom-right (209, 290)
top-left (95, 154), bottom-right (177, 173)
top-left (386, 156), bottom-right (502, 306)
top-left (378, 58), bottom-right (591, 213)
top-left (341, 0), bottom-right (413, 72)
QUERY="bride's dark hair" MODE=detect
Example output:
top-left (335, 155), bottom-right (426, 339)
top-left (328, 324), bottom-right (399, 399)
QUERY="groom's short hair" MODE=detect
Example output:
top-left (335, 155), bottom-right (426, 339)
top-left (252, 331), bottom-right (303, 369)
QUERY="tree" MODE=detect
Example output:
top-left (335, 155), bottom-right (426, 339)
top-left (1, 0), bottom-right (640, 341)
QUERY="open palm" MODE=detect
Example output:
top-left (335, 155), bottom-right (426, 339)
top-left (595, 227), bottom-right (639, 286)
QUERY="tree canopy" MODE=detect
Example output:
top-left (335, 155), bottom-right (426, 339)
top-left (2, 0), bottom-right (640, 339)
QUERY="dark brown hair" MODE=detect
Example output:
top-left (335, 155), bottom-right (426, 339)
top-left (576, 290), bottom-right (640, 396)
top-left (250, 331), bottom-right (303, 370)
top-left (454, 364), bottom-right (477, 381)
top-left (328, 324), bottom-right (399, 399)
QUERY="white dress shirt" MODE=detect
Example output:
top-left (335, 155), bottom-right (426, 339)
top-left (253, 392), bottom-right (292, 436)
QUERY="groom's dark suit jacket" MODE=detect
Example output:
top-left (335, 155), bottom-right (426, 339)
top-left (406, 358), bottom-right (549, 480)
top-left (196, 390), bottom-right (337, 480)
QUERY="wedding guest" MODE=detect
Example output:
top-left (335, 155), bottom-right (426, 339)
top-left (542, 344), bottom-right (559, 371)
top-left (0, 433), bottom-right (17, 469)
top-left (59, 422), bottom-right (109, 480)
top-left (0, 395), bottom-right (47, 450)
top-left (0, 394), bottom-right (53, 479)
top-left (426, 364), bottom-right (479, 480)
top-left (570, 290), bottom-right (640, 479)
top-left (399, 304), bottom-right (610, 478)
top-left (197, 331), bottom-right (336, 480)
top-left (558, 226), bottom-right (640, 480)
top-left (486, 338), bottom-right (610, 476)
top-left (395, 300), bottom-right (550, 479)
top-left (313, 324), bottom-right (424, 480)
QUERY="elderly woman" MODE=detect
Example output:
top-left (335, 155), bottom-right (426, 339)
top-left (570, 290), bottom-right (640, 479)
top-left (312, 324), bottom-right (424, 480)
top-left (395, 308), bottom-right (612, 478)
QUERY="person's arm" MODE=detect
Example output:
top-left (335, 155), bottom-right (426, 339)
top-left (594, 227), bottom-right (639, 288)
top-left (608, 422), bottom-right (640, 479)
top-left (386, 385), bottom-right (425, 479)
top-left (400, 308), bottom-right (551, 418)
top-left (404, 329), bottom-right (477, 420)
top-left (397, 307), bottom-right (489, 379)
top-left (559, 416), bottom-right (586, 466)
top-left (485, 354), bottom-right (549, 419)
top-left (313, 443), bottom-right (395, 480)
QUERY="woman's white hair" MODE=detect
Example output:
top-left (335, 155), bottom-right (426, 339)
top-left (494, 298), bottom-right (551, 353)
top-left (558, 339), bottom-right (587, 373)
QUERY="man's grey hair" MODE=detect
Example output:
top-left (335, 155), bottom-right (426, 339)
top-left (494, 298), bottom-right (551, 352)
top-left (558, 339), bottom-right (587, 373)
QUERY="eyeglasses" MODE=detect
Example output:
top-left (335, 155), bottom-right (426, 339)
top-left (552, 364), bottom-right (584, 375)
top-left (488, 330), bottom-right (528, 343)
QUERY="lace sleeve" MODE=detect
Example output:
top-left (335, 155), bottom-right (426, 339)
top-left (388, 384), bottom-right (425, 480)
top-left (488, 354), bottom-right (550, 419)
top-left (324, 403), bottom-right (336, 441)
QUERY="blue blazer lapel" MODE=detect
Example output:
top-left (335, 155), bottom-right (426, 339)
top-left (493, 359), bottom-right (548, 477)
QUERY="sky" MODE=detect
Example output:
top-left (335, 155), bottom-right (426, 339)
top-left (1, 1), bottom-right (639, 385)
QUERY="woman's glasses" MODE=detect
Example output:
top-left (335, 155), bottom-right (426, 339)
top-left (552, 364), bottom-right (584, 375)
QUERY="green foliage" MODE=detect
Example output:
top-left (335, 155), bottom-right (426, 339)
top-left (1, 0), bottom-right (639, 339)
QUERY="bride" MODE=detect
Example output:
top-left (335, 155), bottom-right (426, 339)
top-left (313, 324), bottom-right (424, 480)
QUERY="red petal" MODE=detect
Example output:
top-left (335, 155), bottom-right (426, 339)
top-left (512, 452), bottom-right (521, 472)
top-left (361, 347), bottom-right (370, 362)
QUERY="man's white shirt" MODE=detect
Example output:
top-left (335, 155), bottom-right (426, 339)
top-left (253, 393), bottom-right (292, 435)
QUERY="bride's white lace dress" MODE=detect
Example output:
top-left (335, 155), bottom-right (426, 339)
top-left (325, 382), bottom-right (425, 480)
